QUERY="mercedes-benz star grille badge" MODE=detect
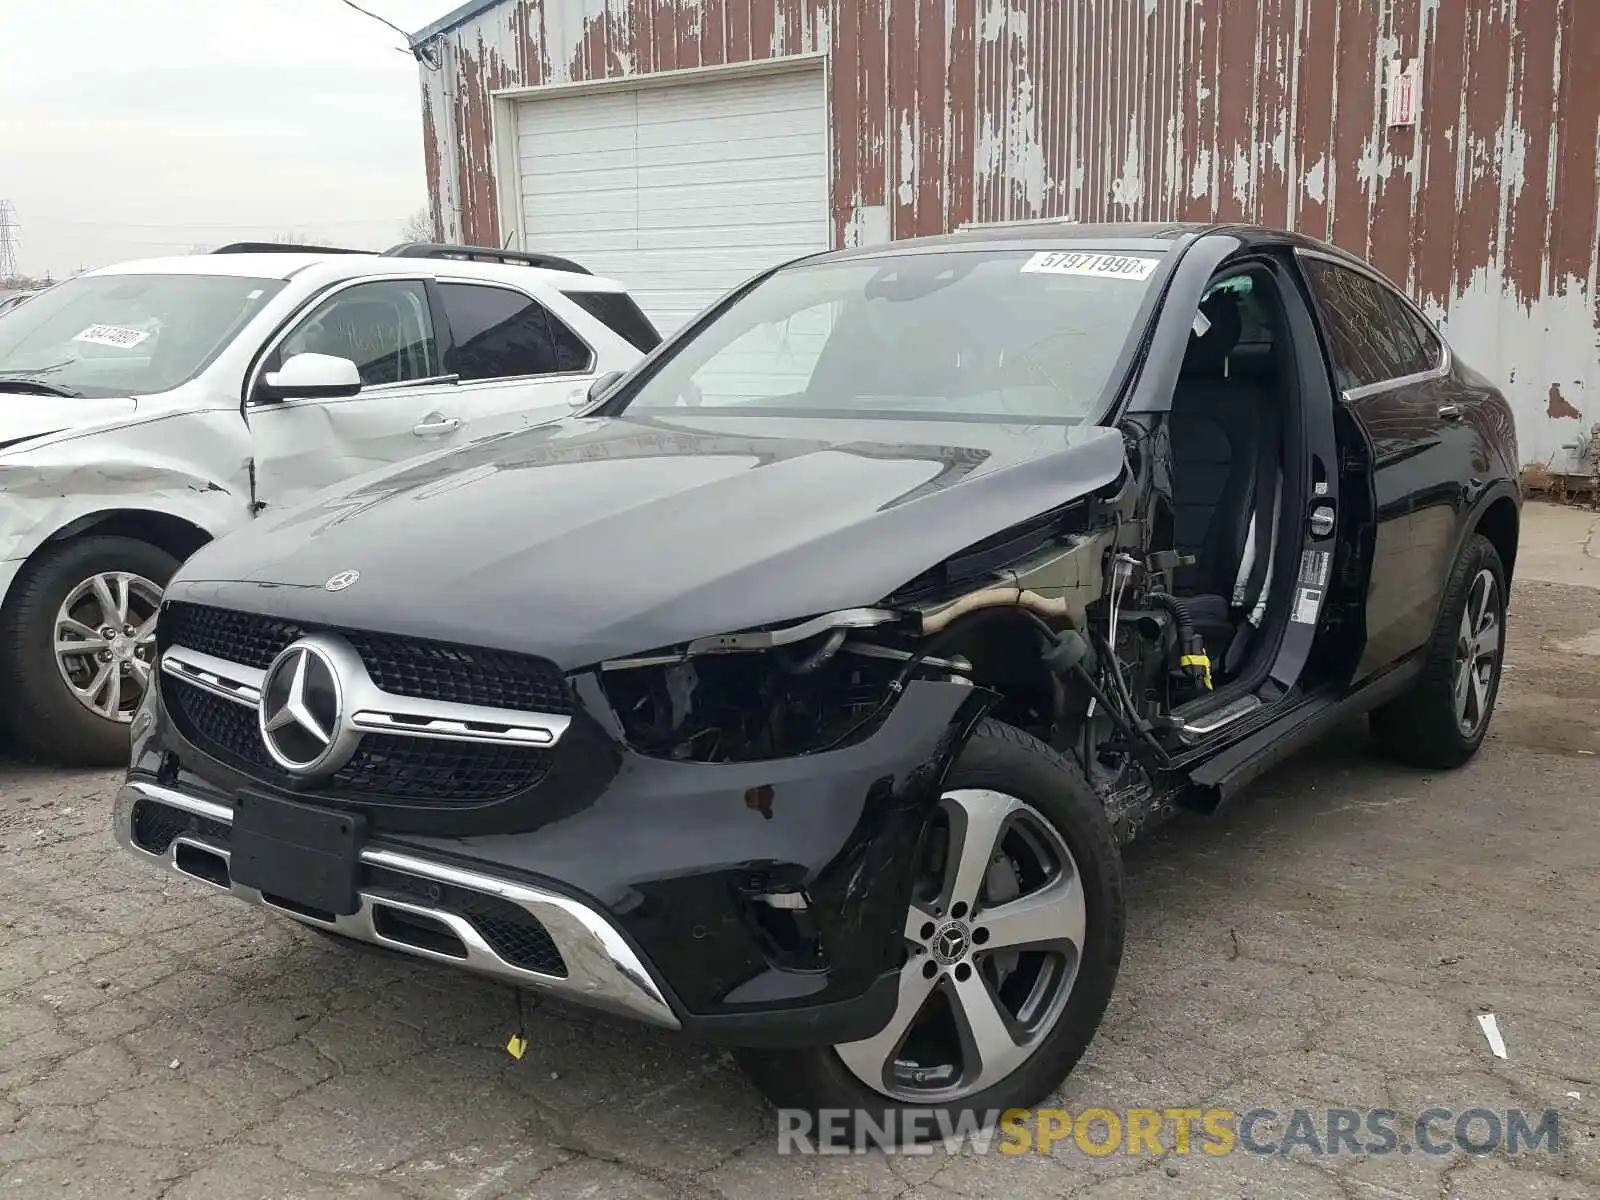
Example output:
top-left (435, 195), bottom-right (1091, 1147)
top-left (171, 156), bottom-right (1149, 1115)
top-left (259, 637), bottom-right (357, 776)
top-left (324, 569), bottom-right (360, 592)
top-left (160, 630), bottom-right (574, 767)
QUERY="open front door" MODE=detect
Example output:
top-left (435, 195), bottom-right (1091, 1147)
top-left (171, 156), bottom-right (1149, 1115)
top-left (1261, 253), bottom-right (1344, 694)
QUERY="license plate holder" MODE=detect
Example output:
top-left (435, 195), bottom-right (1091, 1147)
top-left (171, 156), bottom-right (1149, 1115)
top-left (229, 792), bottom-right (366, 917)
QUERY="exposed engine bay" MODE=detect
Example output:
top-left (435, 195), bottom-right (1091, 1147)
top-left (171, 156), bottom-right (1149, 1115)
top-left (597, 492), bottom-right (1218, 841)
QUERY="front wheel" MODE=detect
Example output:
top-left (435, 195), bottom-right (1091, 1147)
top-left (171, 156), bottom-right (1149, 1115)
top-left (735, 721), bottom-right (1125, 1145)
top-left (1370, 533), bottom-right (1508, 769)
top-left (0, 536), bottom-right (178, 767)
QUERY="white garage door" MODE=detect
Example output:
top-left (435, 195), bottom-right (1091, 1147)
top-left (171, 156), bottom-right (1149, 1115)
top-left (514, 67), bottom-right (830, 336)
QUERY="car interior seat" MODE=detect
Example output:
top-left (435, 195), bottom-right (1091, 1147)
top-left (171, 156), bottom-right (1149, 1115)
top-left (1167, 289), bottom-right (1282, 679)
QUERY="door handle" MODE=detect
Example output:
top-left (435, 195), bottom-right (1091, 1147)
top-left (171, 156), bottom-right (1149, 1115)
top-left (1437, 404), bottom-right (1464, 421)
top-left (412, 414), bottom-right (461, 437)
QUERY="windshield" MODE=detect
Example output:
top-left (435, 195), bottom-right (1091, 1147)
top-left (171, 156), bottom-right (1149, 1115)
top-left (618, 248), bottom-right (1164, 422)
top-left (0, 273), bottom-right (285, 398)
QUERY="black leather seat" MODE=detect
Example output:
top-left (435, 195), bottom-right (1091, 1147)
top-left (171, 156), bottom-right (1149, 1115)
top-left (1168, 292), bottom-right (1280, 673)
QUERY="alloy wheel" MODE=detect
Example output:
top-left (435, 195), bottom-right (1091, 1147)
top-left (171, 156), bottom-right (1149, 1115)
top-left (53, 571), bottom-right (163, 723)
top-left (835, 788), bottom-right (1086, 1103)
top-left (1452, 568), bottom-right (1502, 737)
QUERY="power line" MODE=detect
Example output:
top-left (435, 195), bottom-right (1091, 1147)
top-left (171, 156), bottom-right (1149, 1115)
top-left (333, 0), bottom-right (413, 45)
top-left (329, 0), bottom-right (435, 63)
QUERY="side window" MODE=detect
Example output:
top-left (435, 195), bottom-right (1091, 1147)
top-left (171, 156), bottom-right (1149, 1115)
top-left (277, 280), bottom-right (438, 388)
top-left (561, 290), bottom-right (661, 352)
top-left (1389, 298), bottom-right (1444, 377)
top-left (438, 283), bottom-right (594, 381)
top-left (1302, 259), bottom-right (1437, 392)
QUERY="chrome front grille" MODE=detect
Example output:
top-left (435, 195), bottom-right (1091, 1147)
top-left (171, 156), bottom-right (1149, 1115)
top-left (156, 602), bottom-right (572, 809)
top-left (160, 602), bottom-right (575, 716)
top-left (162, 677), bottom-right (555, 805)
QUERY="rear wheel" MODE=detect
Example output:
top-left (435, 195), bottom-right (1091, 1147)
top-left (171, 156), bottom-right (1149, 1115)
top-left (0, 536), bottom-right (178, 766)
top-left (1370, 533), bottom-right (1507, 769)
top-left (735, 721), bottom-right (1124, 1145)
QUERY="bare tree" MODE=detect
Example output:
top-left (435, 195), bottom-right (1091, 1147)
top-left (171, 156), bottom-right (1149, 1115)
top-left (400, 207), bottom-right (439, 244)
top-left (271, 231), bottom-right (317, 245)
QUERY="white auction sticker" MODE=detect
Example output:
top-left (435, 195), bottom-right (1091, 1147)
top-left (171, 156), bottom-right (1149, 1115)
top-left (1021, 251), bottom-right (1159, 281)
top-left (1293, 586), bottom-right (1323, 625)
top-left (73, 324), bottom-right (151, 349)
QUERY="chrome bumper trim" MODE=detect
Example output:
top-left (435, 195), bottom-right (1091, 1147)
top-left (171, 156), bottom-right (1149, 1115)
top-left (114, 780), bottom-right (679, 1030)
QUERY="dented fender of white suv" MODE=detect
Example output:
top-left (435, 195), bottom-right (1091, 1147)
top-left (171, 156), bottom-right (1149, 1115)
top-left (0, 393), bottom-right (252, 565)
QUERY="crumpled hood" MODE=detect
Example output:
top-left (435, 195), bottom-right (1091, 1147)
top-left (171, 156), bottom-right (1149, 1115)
top-left (0, 393), bottom-right (138, 451)
top-left (172, 412), bottom-right (1125, 668)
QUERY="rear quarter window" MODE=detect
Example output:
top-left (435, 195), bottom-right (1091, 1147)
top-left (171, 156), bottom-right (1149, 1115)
top-left (562, 291), bottom-right (661, 353)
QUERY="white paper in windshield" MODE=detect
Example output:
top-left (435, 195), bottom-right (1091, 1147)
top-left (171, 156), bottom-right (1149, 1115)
top-left (73, 324), bottom-right (152, 349)
top-left (1021, 251), bottom-right (1159, 281)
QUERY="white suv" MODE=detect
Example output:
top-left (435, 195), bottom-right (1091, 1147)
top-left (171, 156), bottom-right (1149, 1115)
top-left (0, 241), bottom-right (657, 765)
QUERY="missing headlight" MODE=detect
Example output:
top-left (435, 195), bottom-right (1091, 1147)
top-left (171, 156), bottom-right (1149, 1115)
top-left (601, 633), bottom-right (962, 763)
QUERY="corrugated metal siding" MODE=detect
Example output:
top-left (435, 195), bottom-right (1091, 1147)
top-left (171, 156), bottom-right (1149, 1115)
top-left (420, 0), bottom-right (1600, 471)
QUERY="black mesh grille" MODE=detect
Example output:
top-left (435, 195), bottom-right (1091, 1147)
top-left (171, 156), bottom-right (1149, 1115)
top-left (342, 633), bottom-right (572, 714)
top-left (163, 678), bottom-right (553, 805)
top-left (130, 799), bottom-right (230, 855)
top-left (161, 603), bottom-right (304, 670)
top-left (365, 866), bottom-right (567, 976)
top-left (327, 733), bottom-right (552, 802)
top-left (160, 602), bottom-right (573, 715)
top-left (165, 678), bottom-right (276, 771)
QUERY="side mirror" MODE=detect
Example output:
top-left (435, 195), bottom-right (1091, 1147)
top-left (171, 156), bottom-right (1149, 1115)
top-left (260, 352), bottom-right (363, 401)
top-left (586, 369), bottom-right (626, 404)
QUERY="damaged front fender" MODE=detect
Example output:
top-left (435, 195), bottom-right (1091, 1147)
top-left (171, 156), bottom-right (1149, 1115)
top-left (0, 409), bottom-right (252, 564)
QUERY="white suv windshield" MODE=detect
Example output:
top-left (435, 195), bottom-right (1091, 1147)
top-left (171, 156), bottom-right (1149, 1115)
top-left (0, 273), bottom-right (285, 399)
top-left (620, 248), bottom-right (1164, 422)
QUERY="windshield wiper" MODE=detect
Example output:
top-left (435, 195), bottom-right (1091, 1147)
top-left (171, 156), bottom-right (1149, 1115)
top-left (0, 378), bottom-right (83, 398)
top-left (0, 360), bottom-right (72, 377)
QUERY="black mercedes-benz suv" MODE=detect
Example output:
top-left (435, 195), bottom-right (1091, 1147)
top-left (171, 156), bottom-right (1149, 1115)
top-left (116, 222), bottom-right (1520, 1137)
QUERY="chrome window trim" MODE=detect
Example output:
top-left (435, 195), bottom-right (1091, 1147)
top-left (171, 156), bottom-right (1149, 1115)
top-left (1293, 247), bottom-right (1452, 402)
top-left (433, 276), bottom-right (598, 379)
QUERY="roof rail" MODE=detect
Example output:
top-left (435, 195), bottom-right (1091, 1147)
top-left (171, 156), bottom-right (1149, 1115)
top-left (211, 241), bottom-right (366, 255)
top-left (381, 242), bottom-right (591, 275)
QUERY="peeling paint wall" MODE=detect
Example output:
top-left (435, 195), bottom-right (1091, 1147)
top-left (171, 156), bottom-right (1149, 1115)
top-left (419, 0), bottom-right (1600, 471)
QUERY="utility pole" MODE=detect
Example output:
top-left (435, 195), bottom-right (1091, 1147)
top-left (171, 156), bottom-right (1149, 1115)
top-left (0, 201), bottom-right (18, 281)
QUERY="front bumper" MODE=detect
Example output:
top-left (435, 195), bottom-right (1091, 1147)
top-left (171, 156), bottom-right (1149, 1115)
top-left (117, 676), bottom-right (991, 1044)
top-left (113, 779), bottom-right (681, 1028)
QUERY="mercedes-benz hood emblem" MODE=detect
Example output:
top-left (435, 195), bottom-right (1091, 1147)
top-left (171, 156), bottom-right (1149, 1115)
top-left (259, 640), bottom-right (347, 775)
top-left (324, 569), bottom-right (360, 592)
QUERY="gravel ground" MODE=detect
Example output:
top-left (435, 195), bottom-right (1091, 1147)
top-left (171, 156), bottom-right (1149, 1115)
top-left (0, 506), bottom-right (1595, 1199)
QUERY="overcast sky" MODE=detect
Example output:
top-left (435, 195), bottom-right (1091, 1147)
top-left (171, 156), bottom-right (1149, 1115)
top-left (1, 0), bottom-right (449, 278)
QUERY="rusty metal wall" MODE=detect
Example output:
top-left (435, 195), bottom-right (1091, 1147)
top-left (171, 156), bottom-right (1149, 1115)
top-left (419, 0), bottom-right (1600, 471)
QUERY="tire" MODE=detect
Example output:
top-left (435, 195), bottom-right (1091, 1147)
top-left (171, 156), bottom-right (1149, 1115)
top-left (0, 536), bottom-right (179, 767)
top-left (735, 720), bottom-right (1125, 1146)
top-left (1369, 533), bottom-right (1507, 769)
